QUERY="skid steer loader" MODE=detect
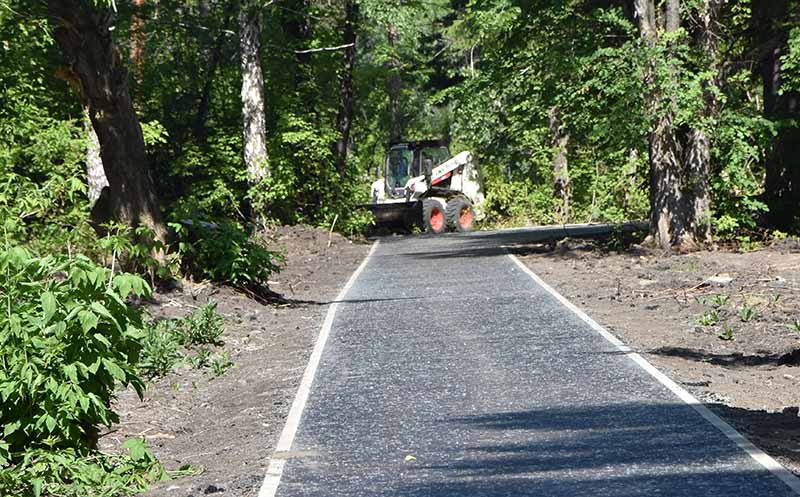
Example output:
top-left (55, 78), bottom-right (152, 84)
top-left (365, 140), bottom-right (486, 233)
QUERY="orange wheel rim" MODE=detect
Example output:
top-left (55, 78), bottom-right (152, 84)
top-left (430, 208), bottom-right (445, 232)
top-left (459, 207), bottom-right (474, 229)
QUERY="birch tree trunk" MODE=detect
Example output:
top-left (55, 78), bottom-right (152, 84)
top-left (387, 23), bottom-right (403, 142)
top-left (49, 0), bottom-right (167, 245)
top-left (333, 0), bottom-right (358, 177)
top-left (239, 0), bottom-right (269, 183)
top-left (84, 109), bottom-right (108, 205)
top-left (549, 107), bottom-right (570, 224)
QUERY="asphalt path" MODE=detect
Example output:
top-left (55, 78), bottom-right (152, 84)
top-left (266, 229), bottom-right (799, 497)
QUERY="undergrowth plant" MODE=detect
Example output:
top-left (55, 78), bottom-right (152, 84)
top-left (138, 303), bottom-right (228, 379)
top-left (171, 219), bottom-right (281, 292)
top-left (0, 245), bottom-right (166, 495)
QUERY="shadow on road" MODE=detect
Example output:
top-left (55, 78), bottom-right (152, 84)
top-left (375, 223), bottom-right (650, 261)
top-left (650, 346), bottom-right (800, 368)
top-left (394, 402), bottom-right (796, 496)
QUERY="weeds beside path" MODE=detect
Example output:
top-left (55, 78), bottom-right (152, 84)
top-left (99, 226), bottom-right (370, 497)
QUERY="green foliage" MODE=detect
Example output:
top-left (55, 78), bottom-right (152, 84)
top-left (177, 303), bottom-right (225, 347)
top-left (0, 245), bottom-right (165, 495)
top-left (697, 310), bottom-right (720, 327)
top-left (97, 222), bottom-right (178, 283)
top-left (138, 322), bottom-right (182, 379)
top-left (718, 327), bottom-right (735, 341)
top-left (209, 352), bottom-right (235, 378)
top-left (0, 444), bottom-right (166, 497)
top-left (0, 246), bottom-right (148, 453)
top-left (708, 295), bottom-right (730, 308)
top-left (0, 7), bottom-right (96, 254)
top-left (739, 304), bottom-right (758, 323)
top-left (138, 303), bottom-right (226, 379)
top-left (172, 220), bottom-right (281, 290)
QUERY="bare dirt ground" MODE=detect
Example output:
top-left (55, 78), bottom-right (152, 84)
top-left (517, 238), bottom-right (800, 475)
top-left (100, 226), bottom-right (370, 497)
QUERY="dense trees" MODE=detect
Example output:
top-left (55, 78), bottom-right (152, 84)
top-left (3, 1), bottom-right (800, 492)
top-left (48, 0), bottom-right (167, 244)
top-left (2, 0), bottom-right (800, 259)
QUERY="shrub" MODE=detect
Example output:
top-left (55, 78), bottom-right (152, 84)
top-left (138, 322), bottom-right (183, 379)
top-left (138, 303), bottom-right (226, 378)
top-left (178, 303), bottom-right (224, 346)
top-left (172, 219), bottom-right (281, 290)
top-left (0, 246), bottom-right (164, 495)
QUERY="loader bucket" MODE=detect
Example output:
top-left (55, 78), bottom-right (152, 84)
top-left (360, 201), bottom-right (422, 230)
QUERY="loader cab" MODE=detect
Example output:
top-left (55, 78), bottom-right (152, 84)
top-left (384, 140), bottom-right (451, 199)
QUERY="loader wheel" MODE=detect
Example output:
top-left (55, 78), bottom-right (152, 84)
top-left (446, 197), bottom-right (475, 232)
top-left (423, 199), bottom-right (447, 234)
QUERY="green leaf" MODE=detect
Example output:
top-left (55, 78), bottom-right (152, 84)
top-left (63, 364), bottom-right (79, 384)
top-left (78, 310), bottom-right (99, 333)
top-left (94, 332), bottom-right (112, 349)
top-left (102, 358), bottom-right (126, 382)
top-left (44, 415), bottom-right (56, 433)
top-left (4, 421), bottom-right (20, 437)
top-left (114, 274), bottom-right (133, 299)
top-left (122, 438), bottom-right (147, 461)
top-left (41, 291), bottom-right (56, 323)
top-left (32, 478), bottom-right (42, 497)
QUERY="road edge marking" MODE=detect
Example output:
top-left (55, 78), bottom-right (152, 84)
top-left (508, 253), bottom-right (800, 494)
top-left (258, 240), bottom-right (380, 497)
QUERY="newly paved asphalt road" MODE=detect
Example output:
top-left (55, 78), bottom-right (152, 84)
top-left (273, 229), bottom-right (797, 496)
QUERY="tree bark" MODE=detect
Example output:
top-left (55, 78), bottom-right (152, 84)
top-left (333, 0), bottom-right (358, 177)
top-left (548, 107), bottom-right (570, 224)
top-left (130, 0), bottom-right (146, 100)
top-left (84, 108), bottom-right (108, 206)
top-left (49, 0), bottom-right (166, 243)
top-left (387, 23), bottom-right (403, 142)
top-left (636, 0), bottom-right (713, 250)
top-left (681, 0), bottom-right (721, 243)
top-left (756, 1), bottom-right (800, 229)
top-left (195, 11), bottom-right (233, 141)
top-left (239, 0), bottom-right (269, 183)
top-left (636, 0), bottom-right (688, 249)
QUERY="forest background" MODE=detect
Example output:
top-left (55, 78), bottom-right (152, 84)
top-left (2, 0), bottom-right (800, 495)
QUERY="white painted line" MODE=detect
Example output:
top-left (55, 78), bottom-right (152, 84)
top-left (508, 253), bottom-right (800, 495)
top-left (258, 241), bottom-right (380, 497)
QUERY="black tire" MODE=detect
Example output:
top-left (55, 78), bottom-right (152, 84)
top-left (422, 199), bottom-right (447, 234)
top-left (446, 197), bottom-right (475, 232)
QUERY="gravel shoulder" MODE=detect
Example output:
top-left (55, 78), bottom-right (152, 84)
top-left (100, 226), bottom-right (370, 497)
top-left (516, 239), bottom-right (800, 475)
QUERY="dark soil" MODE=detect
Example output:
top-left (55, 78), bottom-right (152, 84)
top-left (517, 239), bottom-right (800, 475)
top-left (99, 226), bottom-right (370, 497)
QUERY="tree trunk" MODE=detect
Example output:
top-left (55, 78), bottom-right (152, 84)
top-left (49, 0), bottom-right (167, 244)
top-left (130, 0), bottom-right (146, 101)
top-left (387, 23), bottom-right (403, 142)
top-left (636, 0), bottom-right (688, 249)
top-left (757, 1), bottom-right (800, 229)
top-left (239, 0), bottom-right (269, 183)
top-left (681, 0), bottom-right (722, 244)
top-left (84, 108), bottom-right (108, 206)
top-left (195, 11), bottom-right (233, 141)
top-left (636, 0), bottom-right (712, 250)
top-left (333, 0), bottom-right (358, 177)
top-left (548, 107), bottom-right (570, 224)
